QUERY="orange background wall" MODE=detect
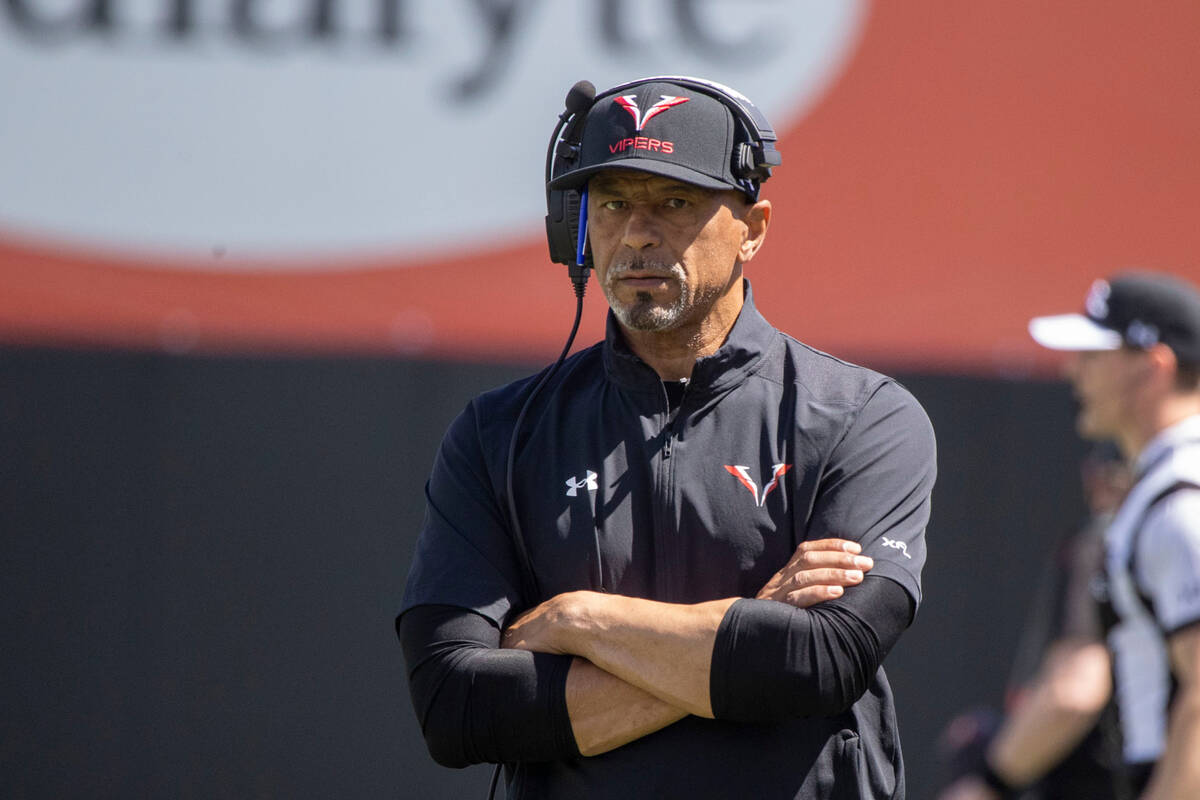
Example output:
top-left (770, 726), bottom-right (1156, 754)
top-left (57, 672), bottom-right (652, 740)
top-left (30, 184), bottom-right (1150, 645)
top-left (3, 1), bottom-right (1198, 374)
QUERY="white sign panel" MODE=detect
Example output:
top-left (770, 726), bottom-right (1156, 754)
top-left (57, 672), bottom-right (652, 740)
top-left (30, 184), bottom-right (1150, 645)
top-left (0, 0), bottom-right (866, 267)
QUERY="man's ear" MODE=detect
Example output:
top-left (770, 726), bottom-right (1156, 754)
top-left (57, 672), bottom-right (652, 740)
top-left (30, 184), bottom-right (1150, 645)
top-left (1146, 342), bottom-right (1180, 388)
top-left (739, 199), bottom-right (771, 264)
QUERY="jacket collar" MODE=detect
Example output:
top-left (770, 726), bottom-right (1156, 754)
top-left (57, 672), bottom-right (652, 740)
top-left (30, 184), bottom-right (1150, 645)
top-left (1134, 413), bottom-right (1200, 479)
top-left (602, 280), bottom-right (778, 397)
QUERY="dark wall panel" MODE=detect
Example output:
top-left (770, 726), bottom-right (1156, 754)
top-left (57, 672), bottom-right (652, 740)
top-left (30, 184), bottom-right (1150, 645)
top-left (1, 348), bottom-right (1087, 799)
top-left (886, 374), bottom-right (1088, 792)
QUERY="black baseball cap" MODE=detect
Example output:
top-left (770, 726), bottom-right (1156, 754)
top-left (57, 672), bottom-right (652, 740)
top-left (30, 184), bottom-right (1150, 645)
top-left (548, 78), bottom-right (774, 198)
top-left (1029, 271), bottom-right (1200, 366)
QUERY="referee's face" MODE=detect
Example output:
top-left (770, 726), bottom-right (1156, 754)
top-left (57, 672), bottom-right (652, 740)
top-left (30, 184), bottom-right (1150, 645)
top-left (586, 169), bottom-right (768, 336)
top-left (1065, 348), bottom-right (1147, 440)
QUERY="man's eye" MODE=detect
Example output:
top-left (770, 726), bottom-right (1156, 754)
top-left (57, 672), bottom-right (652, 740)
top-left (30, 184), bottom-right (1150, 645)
top-left (602, 200), bottom-right (626, 211)
top-left (664, 197), bottom-right (688, 209)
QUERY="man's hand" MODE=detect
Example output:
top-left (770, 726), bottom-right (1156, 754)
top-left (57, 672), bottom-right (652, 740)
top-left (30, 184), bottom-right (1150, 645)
top-left (500, 592), bottom-right (581, 654)
top-left (757, 538), bottom-right (873, 606)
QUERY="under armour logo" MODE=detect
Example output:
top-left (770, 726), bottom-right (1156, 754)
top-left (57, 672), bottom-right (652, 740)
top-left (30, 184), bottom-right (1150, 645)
top-left (614, 94), bottom-right (689, 131)
top-left (881, 537), bottom-right (911, 559)
top-left (565, 470), bottom-right (598, 497)
top-left (724, 463), bottom-right (792, 507)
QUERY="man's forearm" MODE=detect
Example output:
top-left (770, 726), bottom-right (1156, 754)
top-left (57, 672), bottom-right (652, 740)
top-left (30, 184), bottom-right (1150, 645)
top-left (1143, 679), bottom-right (1200, 799)
top-left (502, 539), bottom-right (878, 721)
top-left (399, 605), bottom-right (580, 767)
top-left (986, 639), bottom-right (1111, 787)
top-left (565, 657), bottom-right (689, 756)
top-left (503, 591), bottom-right (737, 717)
top-left (1141, 624), bottom-right (1200, 800)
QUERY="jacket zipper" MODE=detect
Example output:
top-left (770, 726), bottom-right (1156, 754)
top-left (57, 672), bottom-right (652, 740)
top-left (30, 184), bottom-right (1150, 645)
top-left (661, 380), bottom-right (687, 459)
top-left (657, 381), bottom-right (686, 598)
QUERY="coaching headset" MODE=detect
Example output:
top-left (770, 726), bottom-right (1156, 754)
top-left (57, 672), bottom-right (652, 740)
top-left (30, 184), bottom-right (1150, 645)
top-left (544, 75), bottom-right (782, 291)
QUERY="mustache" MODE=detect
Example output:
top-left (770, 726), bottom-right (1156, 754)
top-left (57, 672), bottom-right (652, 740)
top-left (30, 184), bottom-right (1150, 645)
top-left (606, 257), bottom-right (679, 279)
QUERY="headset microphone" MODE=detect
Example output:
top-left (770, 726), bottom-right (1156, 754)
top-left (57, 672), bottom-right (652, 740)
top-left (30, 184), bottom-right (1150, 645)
top-left (563, 79), bottom-right (597, 118)
top-left (545, 80), bottom-right (597, 293)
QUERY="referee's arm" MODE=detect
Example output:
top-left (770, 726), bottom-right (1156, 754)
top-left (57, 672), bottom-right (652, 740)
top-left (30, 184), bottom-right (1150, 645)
top-left (1143, 624), bottom-right (1200, 800)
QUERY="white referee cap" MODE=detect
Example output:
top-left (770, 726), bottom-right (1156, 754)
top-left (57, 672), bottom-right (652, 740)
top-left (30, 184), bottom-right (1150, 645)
top-left (1029, 271), bottom-right (1200, 366)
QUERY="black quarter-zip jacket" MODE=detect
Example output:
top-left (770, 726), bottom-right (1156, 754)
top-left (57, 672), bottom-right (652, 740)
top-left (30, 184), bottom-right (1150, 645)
top-left (400, 283), bottom-right (936, 799)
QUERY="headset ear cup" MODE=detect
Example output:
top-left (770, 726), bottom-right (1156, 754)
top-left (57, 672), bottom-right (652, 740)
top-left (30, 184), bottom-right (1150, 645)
top-left (545, 188), bottom-right (581, 266)
top-left (734, 142), bottom-right (755, 179)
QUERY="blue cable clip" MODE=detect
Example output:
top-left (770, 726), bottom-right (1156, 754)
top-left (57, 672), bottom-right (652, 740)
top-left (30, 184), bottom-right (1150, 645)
top-left (575, 188), bottom-right (589, 267)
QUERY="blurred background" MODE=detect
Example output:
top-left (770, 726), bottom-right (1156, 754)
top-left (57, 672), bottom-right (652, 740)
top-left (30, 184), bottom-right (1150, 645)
top-left (3, 1), bottom-right (1199, 797)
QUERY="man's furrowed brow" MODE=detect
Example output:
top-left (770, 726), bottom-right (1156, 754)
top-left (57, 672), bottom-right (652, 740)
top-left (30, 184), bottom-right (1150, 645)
top-left (587, 177), bottom-right (624, 195)
top-left (660, 181), bottom-right (705, 196)
top-left (589, 176), bottom-right (705, 197)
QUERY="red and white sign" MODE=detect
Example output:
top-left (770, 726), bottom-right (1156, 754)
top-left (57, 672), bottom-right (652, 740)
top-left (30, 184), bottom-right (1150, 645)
top-left (2, 1), bottom-right (1199, 373)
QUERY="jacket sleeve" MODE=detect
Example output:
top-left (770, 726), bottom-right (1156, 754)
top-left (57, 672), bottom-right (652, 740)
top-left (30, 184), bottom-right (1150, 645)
top-left (709, 575), bottom-right (913, 721)
top-left (398, 397), bottom-right (580, 767)
top-left (399, 401), bottom-right (527, 626)
top-left (808, 379), bottom-right (936, 608)
top-left (398, 604), bottom-right (579, 767)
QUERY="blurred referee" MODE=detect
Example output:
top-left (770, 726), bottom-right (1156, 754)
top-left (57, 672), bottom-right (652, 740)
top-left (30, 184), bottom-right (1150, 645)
top-left (1017, 272), bottom-right (1200, 800)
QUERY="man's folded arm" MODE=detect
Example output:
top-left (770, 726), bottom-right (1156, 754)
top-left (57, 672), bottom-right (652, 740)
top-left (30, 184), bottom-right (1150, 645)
top-left (710, 575), bottom-right (914, 721)
top-left (398, 605), bottom-right (580, 768)
top-left (399, 548), bottom-right (910, 765)
top-left (505, 574), bottom-right (913, 723)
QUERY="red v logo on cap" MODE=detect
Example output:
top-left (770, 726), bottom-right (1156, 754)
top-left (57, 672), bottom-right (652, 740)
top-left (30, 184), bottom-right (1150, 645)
top-left (615, 95), bottom-right (690, 132)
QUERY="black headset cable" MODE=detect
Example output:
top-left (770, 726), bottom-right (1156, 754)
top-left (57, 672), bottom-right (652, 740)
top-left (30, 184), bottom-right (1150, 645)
top-left (489, 79), bottom-right (595, 800)
top-left (491, 208), bottom-right (589, 800)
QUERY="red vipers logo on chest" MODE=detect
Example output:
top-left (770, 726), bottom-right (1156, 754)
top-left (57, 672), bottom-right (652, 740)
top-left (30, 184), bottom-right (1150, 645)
top-left (724, 463), bottom-right (792, 507)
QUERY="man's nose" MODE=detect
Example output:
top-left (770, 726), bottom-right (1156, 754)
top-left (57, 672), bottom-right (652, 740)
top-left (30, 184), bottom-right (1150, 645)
top-left (620, 206), bottom-right (662, 250)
